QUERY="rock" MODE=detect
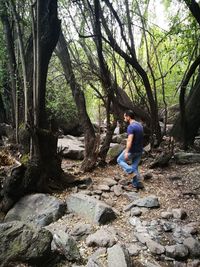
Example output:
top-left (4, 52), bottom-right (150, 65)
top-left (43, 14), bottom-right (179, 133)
top-left (97, 185), bottom-right (110, 192)
top-left (58, 136), bottom-right (84, 160)
top-left (112, 185), bottom-right (123, 197)
top-left (134, 232), bottom-right (152, 245)
top-left (126, 243), bottom-right (141, 256)
top-left (106, 144), bottom-right (124, 164)
top-left (52, 230), bottom-right (81, 261)
top-left (172, 209), bottom-right (187, 220)
top-left (123, 192), bottom-right (139, 201)
top-left (146, 239), bottom-right (165, 255)
top-left (4, 193), bottom-right (66, 227)
top-left (102, 178), bottom-right (118, 187)
top-left (107, 244), bottom-right (132, 267)
top-left (182, 223), bottom-right (198, 235)
top-left (86, 228), bottom-right (117, 247)
top-left (86, 248), bottom-right (107, 267)
top-left (132, 195), bottom-right (160, 208)
top-left (66, 193), bottom-right (116, 225)
top-left (162, 221), bottom-right (174, 232)
top-left (70, 223), bottom-right (93, 240)
top-left (112, 133), bottom-right (127, 144)
top-left (174, 152), bottom-right (200, 164)
top-left (130, 207), bottom-right (142, 216)
top-left (183, 237), bottom-right (200, 258)
top-left (0, 221), bottom-right (52, 264)
top-left (143, 172), bottom-right (153, 180)
top-left (165, 244), bottom-right (188, 260)
top-left (129, 217), bottom-right (142, 227)
top-left (187, 260), bottom-right (200, 267)
top-left (160, 211), bottom-right (173, 219)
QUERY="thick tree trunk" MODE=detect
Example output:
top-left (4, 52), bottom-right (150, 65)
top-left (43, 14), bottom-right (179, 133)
top-left (171, 71), bottom-right (200, 146)
top-left (0, 0), bottom-right (64, 213)
top-left (55, 31), bottom-right (98, 172)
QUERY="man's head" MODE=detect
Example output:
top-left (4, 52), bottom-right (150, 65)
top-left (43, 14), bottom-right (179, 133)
top-left (124, 110), bottom-right (134, 123)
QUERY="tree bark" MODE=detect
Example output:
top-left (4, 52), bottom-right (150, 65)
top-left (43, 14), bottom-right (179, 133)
top-left (55, 31), bottom-right (98, 172)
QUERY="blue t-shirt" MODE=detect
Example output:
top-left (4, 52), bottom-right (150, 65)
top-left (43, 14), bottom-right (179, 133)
top-left (127, 121), bottom-right (143, 153)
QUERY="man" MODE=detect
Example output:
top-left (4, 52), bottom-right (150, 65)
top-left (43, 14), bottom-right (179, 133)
top-left (117, 110), bottom-right (144, 190)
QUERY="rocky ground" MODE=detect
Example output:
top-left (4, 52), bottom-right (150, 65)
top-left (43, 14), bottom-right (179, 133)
top-left (1, 147), bottom-right (200, 267)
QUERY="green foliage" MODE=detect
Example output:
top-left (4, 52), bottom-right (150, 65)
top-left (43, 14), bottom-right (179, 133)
top-left (46, 56), bottom-right (78, 127)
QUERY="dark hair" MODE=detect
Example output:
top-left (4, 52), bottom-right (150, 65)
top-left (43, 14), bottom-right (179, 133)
top-left (124, 110), bottom-right (135, 119)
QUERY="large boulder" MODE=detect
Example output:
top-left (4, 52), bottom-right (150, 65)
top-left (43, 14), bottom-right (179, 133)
top-left (58, 135), bottom-right (85, 160)
top-left (106, 144), bottom-right (124, 164)
top-left (0, 221), bottom-right (52, 265)
top-left (174, 152), bottom-right (200, 164)
top-left (107, 244), bottom-right (132, 267)
top-left (5, 193), bottom-right (66, 227)
top-left (66, 193), bottom-right (117, 224)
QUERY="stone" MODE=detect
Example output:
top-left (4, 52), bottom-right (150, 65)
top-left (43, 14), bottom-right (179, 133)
top-left (102, 178), bottom-right (118, 187)
top-left (160, 211), bottom-right (173, 219)
top-left (107, 244), bottom-right (132, 267)
top-left (86, 228), bottom-right (117, 247)
top-left (182, 223), bottom-right (198, 235)
top-left (112, 185), bottom-right (123, 197)
top-left (187, 260), bottom-right (200, 267)
top-left (4, 193), bottom-right (66, 227)
top-left (172, 209), bottom-right (187, 220)
top-left (174, 152), bottom-right (200, 164)
top-left (52, 230), bottom-right (81, 261)
top-left (183, 237), bottom-right (200, 258)
top-left (106, 144), bottom-right (124, 164)
top-left (126, 243), bottom-right (141, 256)
top-left (132, 195), bottom-right (160, 208)
top-left (129, 217), bottom-right (142, 227)
top-left (97, 185), bottom-right (110, 192)
top-left (70, 223), bottom-right (93, 239)
top-left (66, 193), bottom-right (116, 225)
top-left (58, 136), bottom-right (85, 160)
top-left (143, 172), bottom-right (153, 180)
top-left (130, 207), bottom-right (142, 216)
top-left (0, 221), bottom-right (52, 264)
top-left (146, 239), bottom-right (165, 255)
top-left (86, 248), bottom-right (107, 267)
top-left (165, 244), bottom-right (189, 260)
top-left (134, 232), bottom-right (152, 245)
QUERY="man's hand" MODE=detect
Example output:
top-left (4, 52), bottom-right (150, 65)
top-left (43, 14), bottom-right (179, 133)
top-left (124, 151), bottom-right (129, 161)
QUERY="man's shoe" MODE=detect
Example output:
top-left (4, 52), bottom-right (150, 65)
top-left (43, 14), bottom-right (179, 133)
top-left (135, 181), bottom-right (144, 190)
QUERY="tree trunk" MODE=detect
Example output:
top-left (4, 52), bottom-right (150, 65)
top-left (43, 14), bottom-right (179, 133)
top-left (55, 31), bottom-right (98, 172)
top-left (0, 0), bottom-right (65, 213)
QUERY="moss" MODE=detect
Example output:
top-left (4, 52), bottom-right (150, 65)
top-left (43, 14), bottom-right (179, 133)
top-left (20, 154), bottom-right (29, 165)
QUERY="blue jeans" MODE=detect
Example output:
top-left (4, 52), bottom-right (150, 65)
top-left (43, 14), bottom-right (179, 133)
top-left (117, 150), bottom-right (142, 186)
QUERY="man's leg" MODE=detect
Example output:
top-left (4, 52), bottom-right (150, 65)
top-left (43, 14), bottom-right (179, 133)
top-left (130, 153), bottom-right (143, 188)
top-left (117, 150), bottom-right (133, 174)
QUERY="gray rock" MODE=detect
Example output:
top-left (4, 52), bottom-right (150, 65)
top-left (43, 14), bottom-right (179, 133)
top-left (160, 211), bottom-right (173, 219)
top-left (182, 223), bottom-right (198, 235)
top-left (86, 248), bottom-right (107, 267)
top-left (5, 193), bottom-right (66, 226)
top-left (112, 185), bottom-right (123, 197)
top-left (129, 217), bottom-right (142, 227)
top-left (102, 178), bottom-right (118, 187)
top-left (70, 223), bottom-right (93, 239)
top-left (66, 193), bottom-right (116, 225)
top-left (187, 260), bottom-right (200, 267)
top-left (58, 136), bottom-right (85, 160)
top-left (0, 221), bottom-right (52, 264)
top-left (123, 192), bottom-right (139, 201)
top-left (86, 228), bottom-right (117, 247)
top-left (172, 209), bottom-right (187, 220)
top-left (146, 239), bottom-right (165, 255)
top-left (107, 244), bottom-right (132, 267)
top-left (130, 207), bottom-right (142, 216)
top-left (134, 232), bottom-right (152, 245)
top-left (183, 237), bottom-right (200, 258)
top-left (107, 144), bottom-right (124, 164)
top-left (126, 243), bottom-right (141, 256)
top-left (97, 185), bottom-right (110, 192)
top-left (112, 133), bottom-right (127, 144)
top-left (51, 230), bottom-right (81, 261)
top-left (143, 172), bottom-right (153, 180)
top-left (174, 152), bottom-right (200, 164)
top-left (165, 244), bottom-right (188, 260)
top-left (132, 195), bottom-right (160, 208)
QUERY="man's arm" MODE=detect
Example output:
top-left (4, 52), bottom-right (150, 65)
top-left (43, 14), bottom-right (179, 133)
top-left (125, 134), bottom-right (134, 160)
